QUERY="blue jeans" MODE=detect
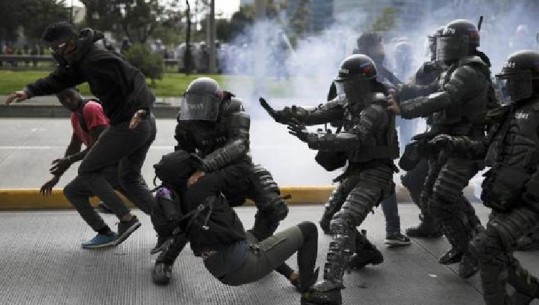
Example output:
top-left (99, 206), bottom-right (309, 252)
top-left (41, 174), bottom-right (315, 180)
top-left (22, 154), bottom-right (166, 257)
top-left (380, 187), bottom-right (401, 236)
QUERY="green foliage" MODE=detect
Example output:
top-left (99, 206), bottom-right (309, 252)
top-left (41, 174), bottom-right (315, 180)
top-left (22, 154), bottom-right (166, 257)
top-left (0, 0), bottom-right (68, 42)
top-left (0, 70), bottom-right (296, 98)
top-left (290, 0), bottom-right (311, 41)
top-left (370, 7), bottom-right (397, 32)
top-left (124, 43), bottom-right (164, 85)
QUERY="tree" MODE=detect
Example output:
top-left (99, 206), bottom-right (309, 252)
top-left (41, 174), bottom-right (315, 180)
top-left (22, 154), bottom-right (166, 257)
top-left (124, 42), bottom-right (163, 86)
top-left (80, 0), bottom-right (166, 43)
top-left (22, 0), bottom-right (70, 41)
top-left (0, 0), bottom-right (24, 42)
top-left (0, 0), bottom-right (68, 43)
top-left (290, 0), bottom-right (311, 40)
top-left (370, 7), bottom-right (397, 32)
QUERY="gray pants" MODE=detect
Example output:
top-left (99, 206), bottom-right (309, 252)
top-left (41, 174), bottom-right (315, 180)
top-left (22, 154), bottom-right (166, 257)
top-left (214, 226), bottom-right (303, 286)
top-left (76, 115), bottom-right (157, 216)
top-left (64, 165), bottom-right (130, 231)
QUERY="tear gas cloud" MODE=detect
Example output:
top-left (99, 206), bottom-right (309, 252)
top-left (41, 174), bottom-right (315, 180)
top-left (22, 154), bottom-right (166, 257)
top-left (221, 0), bottom-right (538, 109)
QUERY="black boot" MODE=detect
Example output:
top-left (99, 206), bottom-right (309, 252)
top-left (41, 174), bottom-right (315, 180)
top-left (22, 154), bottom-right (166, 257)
top-left (152, 232), bottom-right (188, 286)
top-left (348, 229), bottom-right (383, 269)
top-left (406, 214), bottom-right (442, 238)
top-left (439, 247), bottom-right (463, 265)
top-left (458, 251), bottom-right (479, 279)
top-left (301, 280), bottom-right (343, 305)
top-left (508, 258), bottom-right (539, 305)
top-left (152, 262), bottom-right (173, 285)
top-left (301, 222), bottom-right (353, 305)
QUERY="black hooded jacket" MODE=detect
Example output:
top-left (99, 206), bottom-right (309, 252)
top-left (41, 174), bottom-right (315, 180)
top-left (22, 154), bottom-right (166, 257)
top-left (25, 29), bottom-right (155, 125)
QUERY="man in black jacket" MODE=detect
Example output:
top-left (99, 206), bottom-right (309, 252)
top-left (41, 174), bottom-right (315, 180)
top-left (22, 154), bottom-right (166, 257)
top-left (5, 21), bottom-right (157, 246)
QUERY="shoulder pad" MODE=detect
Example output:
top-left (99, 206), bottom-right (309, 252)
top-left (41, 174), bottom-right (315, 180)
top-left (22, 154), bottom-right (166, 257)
top-left (530, 98), bottom-right (539, 111)
top-left (320, 94), bottom-right (347, 110)
top-left (366, 92), bottom-right (387, 106)
top-left (222, 97), bottom-right (245, 115)
top-left (458, 56), bottom-right (487, 68)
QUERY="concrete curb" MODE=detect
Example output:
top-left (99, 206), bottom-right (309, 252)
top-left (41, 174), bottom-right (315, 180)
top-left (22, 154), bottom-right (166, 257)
top-left (0, 185), bottom-right (478, 211)
top-left (0, 187), bottom-right (336, 210)
top-left (0, 104), bottom-right (180, 119)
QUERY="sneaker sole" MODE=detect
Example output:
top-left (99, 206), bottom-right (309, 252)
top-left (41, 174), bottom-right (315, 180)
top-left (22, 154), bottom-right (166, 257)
top-left (114, 222), bottom-right (142, 246)
top-left (384, 240), bottom-right (412, 248)
top-left (82, 240), bottom-right (116, 249)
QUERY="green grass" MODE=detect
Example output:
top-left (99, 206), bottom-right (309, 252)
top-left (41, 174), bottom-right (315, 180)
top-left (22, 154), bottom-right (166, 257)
top-left (0, 70), bottom-right (298, 97)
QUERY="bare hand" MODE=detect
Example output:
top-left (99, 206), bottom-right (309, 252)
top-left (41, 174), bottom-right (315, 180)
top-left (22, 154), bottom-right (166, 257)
top-left (187, 170), bottom-right (206, 188)
top-left (50, 158), bottom-right (71, 176)
top-left (40, 176), bottom-right (60, 196)
top-left (387, 89), bottom-right (401, 115)
top-left (129, 109), bottom-right (147, 130)
top-left (5, 91), bottom-right (29, 105)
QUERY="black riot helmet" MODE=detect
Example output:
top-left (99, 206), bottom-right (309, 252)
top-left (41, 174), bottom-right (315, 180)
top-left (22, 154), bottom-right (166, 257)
top-left (334, 54), bottom-right (378, 105)
top-left (179, 77), bottom-right (223, 121)
top-left (436, 19), bottom-right (480, 62)
top-left (495, 50), bottom-right (539, 103)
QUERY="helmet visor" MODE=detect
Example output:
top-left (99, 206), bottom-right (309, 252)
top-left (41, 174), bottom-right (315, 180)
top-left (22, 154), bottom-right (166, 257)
top-left (495, 70), bottom-right (533, 102)
top-left (179, 92), bottom-right (220, 121)
top-left (436, 35), bottom-right (468, 62)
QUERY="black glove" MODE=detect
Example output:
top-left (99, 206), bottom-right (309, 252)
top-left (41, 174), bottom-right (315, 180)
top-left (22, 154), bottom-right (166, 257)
top-left (287, 118), bottom-right (310, 142)
top-left (50, 158), bottom-right (71, 176)
top-left (427, 134), bottom-right (456, 152)
top-left (189, 153), bottom-right (205, 171)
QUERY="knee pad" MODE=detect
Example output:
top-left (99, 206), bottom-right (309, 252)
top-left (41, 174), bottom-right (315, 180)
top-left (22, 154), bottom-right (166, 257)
top-left (469, 230), bottom-right (504, 264)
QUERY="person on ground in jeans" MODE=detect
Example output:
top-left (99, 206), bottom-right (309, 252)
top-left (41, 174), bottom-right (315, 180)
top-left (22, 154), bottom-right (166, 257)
top-left (40, 88), bottom-right (144, 248)
top-left (150, 77), bottom-right (298, 287)
top-left (153, 150), bottom-right (320, 295)
top-left (5, 21), bottom-right (157, 246)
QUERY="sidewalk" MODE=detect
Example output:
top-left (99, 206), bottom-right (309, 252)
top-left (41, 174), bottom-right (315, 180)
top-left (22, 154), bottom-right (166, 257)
top-left (0, 203), bottom-right (519, 305)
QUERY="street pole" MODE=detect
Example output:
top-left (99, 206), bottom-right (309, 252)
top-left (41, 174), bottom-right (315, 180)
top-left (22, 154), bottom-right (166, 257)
top-left (70, 0), bottom-right (74, 24)
top-left (208, 0), bottom-right (216, 74)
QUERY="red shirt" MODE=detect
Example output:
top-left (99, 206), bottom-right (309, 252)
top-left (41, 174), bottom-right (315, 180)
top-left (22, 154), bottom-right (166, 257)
top-left (70, 100), bottom-right (110, 147)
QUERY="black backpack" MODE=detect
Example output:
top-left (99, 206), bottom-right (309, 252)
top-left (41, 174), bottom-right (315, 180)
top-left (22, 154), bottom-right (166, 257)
top-left (76, 99), bottom-right (102, 133)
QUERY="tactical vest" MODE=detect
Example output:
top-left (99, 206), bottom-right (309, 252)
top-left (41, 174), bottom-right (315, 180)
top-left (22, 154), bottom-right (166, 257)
top-left (484, 98), bottom-right (539, 171)
top-left (344, 96), bottom-right (400, 163)
top-left (430, 56), bottom-right (490, 137)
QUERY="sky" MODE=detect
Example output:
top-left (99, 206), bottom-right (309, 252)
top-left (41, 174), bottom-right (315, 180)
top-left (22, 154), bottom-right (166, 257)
top-left (71, 0), bottom-right (240, 19)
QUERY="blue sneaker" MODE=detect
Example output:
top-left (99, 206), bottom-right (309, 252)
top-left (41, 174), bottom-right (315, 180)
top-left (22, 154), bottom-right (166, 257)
top-left (82, 233), bottom-right (118, 249)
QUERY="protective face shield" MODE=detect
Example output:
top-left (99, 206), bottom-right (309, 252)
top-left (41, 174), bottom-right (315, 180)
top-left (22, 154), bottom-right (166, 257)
top-left (426, 27), bottom-right (444, 61)
top-left (179, 77), bottom-right (222, 121)
top-left (436, 19), bottom-right (479, 62)
top-left (335, 76), bottom-right (373, 107)
top-left (334, 54), bottom-right (378, 107)
top-left (495, 50), bottom-right (539, 103)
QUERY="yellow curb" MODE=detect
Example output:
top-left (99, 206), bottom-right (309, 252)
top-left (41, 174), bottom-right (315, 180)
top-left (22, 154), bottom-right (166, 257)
top-left (0, 186), bottom-right (475, 211)
top-left (0, 187), bottom-right (337, 210)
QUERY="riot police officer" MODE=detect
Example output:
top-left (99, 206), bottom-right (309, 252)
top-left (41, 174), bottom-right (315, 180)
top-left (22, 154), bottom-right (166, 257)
top-left (429, 50), bottom-right (539, 305)
top-left (268, 54), bottom-right (399, 305)
top-left (151, 77), bottom-right (297, 286)
top-left (388, 19), bottom-right (491, 279)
